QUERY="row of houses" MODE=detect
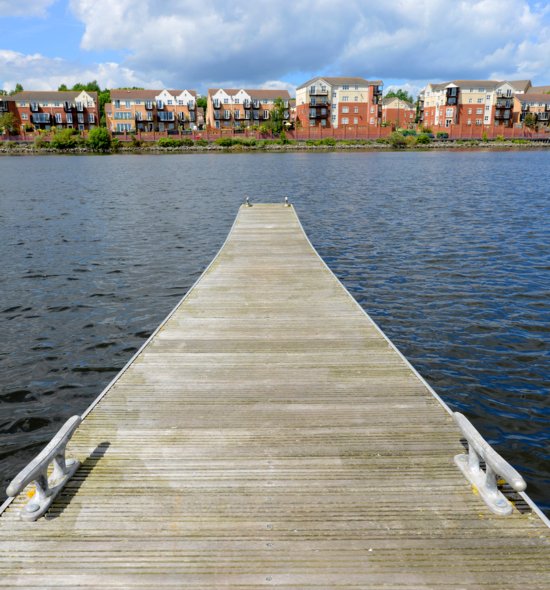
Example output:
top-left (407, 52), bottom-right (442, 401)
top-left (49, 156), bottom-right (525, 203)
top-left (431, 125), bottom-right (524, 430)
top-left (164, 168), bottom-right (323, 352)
top-left (1, 76), bottom-right (549, 136)
top-left (418, 80), bottom-right (550, 131)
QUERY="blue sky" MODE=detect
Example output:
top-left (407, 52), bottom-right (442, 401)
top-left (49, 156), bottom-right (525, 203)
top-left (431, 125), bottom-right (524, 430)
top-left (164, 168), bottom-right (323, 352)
top-left (1, 0), bottom-right (549, 97)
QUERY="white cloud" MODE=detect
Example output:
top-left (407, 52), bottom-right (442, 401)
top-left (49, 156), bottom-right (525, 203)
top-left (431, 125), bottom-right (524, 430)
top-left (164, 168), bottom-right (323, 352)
top-left (2, 1), bottom-right (550, 92)
top-left (0, 50), bottom-right (161, 92)
top-left (65, 0), bottom-right (550, 89)
top-left (0, 0), bottom-right (55, 17)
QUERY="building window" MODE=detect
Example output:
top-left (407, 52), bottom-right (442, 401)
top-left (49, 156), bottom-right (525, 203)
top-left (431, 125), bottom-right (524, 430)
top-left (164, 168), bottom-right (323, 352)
top-left (468, 98), bottom-right (473, 103)
top-left (66, 113), bottom-right (72, 124)
top-left (321, 119), bottom-right (327, 126)
top-left (342, 96), bottom-right (349, 102)
top-left (477, 98), bottom-right (483, 103)
top-left (332, 103), bottom-right (336, 109)
top-left (331, 115), bottom-right (336, 122)
top-left (234, 98), bottom-right (239, 104)
top-left (167, 100), bottom-right (173, 105)
top-left (486, 95), bottom-right (491, 100)
top-left (342, 85), bottom-right (349, 90)
top-left (21, 113), bottom-right (28, 120)
top-left (309, 120), bottom-right (316, 126)
top-left (476, 119), bottom-right (482, 125)
top-left (263, 110), bottom-right (269, 119)
top-left (223, 98), bottom-right (229, 104)
top-left (476, 108), bottom-right (483, 114)
top-left (354, 117), bottom-right (358, 124)
top-left (78, 114), bottom-right (84, 124)
top-left (115, 100), bottom-right (120, 108)
top-left (342, 106), bottom-right (349, 113)
top-left (370, 117), bottom-right (374, 124)
top-left (370, 106), bottom-right (375, 113)
top-left (89, 113), bottom-right (95, 123)
top-left (135, 100), bottom-right (142, 105)
top-left (354, 107), bottom-right (359, 113)
top-left (342, 117), bottom-right (349, 124)
top-left (467, 119), bottom-right (472, 125)
top-left (125, 101), bottom-right (131, 107)
top-left (484, 115), bottom-right (490, 122)
top-left (468, 108), bottom-right (472, 114)
top-left (55, 113), bottom-right (62, 124)
top-left (234, 110), bottom-right (240, 120)
top-left (485, 105), bottom-right (490, 111)
top-left (354, 96), bottom-right (358, 101)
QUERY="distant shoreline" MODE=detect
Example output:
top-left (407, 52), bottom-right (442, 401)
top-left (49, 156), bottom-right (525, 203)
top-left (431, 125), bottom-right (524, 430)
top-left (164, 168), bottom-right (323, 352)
top-left (1, 139), bottom-right (549, 156)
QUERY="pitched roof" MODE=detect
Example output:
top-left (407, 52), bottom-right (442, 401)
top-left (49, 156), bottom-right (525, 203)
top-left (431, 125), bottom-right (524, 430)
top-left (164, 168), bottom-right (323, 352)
top-left (110, 89), bottom-right (197, 100)
top-left (451, 80), bottom-right (501, 88)
top-left (507, 80), bottom-right (531, 92)
top-left (11, 90), bottom-right (98, 101)
top-left (208, 88), bottom-right (291, 99)
top-left (528, 85), bottom-right (550, 94)
top-left (382, 97), bottom-right (414, 108)
top-left (517, 93), bottom-right (550, 103)
top-left (296, 76), bottom-right (381, 90)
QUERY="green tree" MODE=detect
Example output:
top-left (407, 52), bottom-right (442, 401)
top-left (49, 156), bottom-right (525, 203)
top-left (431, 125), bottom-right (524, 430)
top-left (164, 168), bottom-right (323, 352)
top-left (58, 84), bottom-right (68, 91)
top-left (87, 127), bottom-right (112, 152)
top-left (524, 112), bottom-right (537, 129)
top-left (269, 97), bottom-right (286, 134)
top-left (385, 89), bottom-right (414, 103)
top-left (98, 89), bottom-right (111, 125)
top-left (196, 97), bottom-right (207, 109)
top-left (9, 83), bottom-right (23, 96)
top-left (388, 131), bottom-right (407, 148)
top-left (0, 112), bottom-right (17, 134)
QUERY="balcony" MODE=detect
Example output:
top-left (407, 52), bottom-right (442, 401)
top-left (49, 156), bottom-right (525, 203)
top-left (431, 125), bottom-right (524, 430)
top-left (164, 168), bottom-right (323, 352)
top-left (537, 112), bottom-right (549, 121)
top-left (178, 112), bottom-right (186, 122)
top-left (243, 100), bottom-right (251, 109)
top-left (76, 102), bottom-right (84, 112)
top-left (156, 101), bottom-right (164, 110)
top-left (145, 101), bottom-right (153, 110)
top-left (309, 107), bottom-right (328, 119)
top-left (309, 100), bottom-right (330, 107)
top-left (30, 102), bottom-right (40, 112)
top-left (157, 112), bottom-right (174, 122)
top-left (63, 101), bottom-right (74, 112)
top-left (213, 99), bottom-right (221, 109)
top-left (496, 99), bottom-right (513, 108)
top-left (309, 87), bottom-right (328, 96)
top-left (494, 109), bottom-right (511, 120)
top-left (31, 113), bottom-right (50, 124)
top-left (187, 101), bottom-right (195, 110)
top-left (252, 100), bottom-right (261, 108)
top-left (223, 111), bottom-right (231, 120)
top-left (446, 97), bottom-right (457, 106)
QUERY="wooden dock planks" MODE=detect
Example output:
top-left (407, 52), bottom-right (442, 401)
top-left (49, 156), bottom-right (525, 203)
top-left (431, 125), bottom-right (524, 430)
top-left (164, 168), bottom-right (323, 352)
top-left (0, 203), bottom-right (549, 589)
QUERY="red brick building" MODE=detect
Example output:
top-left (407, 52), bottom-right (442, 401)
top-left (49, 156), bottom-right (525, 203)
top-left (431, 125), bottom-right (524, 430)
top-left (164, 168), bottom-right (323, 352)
top-left (295, 77), bottom-right (383, 129)
top-left (9, 90), bottom-right (99, 132)
top-left (382, 96), bottom-right (416, 128)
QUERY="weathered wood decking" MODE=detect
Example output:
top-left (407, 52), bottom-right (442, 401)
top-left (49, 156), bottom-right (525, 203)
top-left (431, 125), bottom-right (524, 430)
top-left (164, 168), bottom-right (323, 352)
top-left (1, 203), bottom-right (549, 588)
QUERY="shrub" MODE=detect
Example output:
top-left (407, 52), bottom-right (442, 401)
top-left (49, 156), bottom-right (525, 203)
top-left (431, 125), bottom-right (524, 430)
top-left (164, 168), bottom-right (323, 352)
top-left (495, 135), bottom-right (505, 142)
top-left (50, 128), bottom-right (79, 149)
top-left (389, 132), bottom-right (407, 148)
top-left (195, 139), bottom-right (208, 147)
top-left (416, 133), bottom-right (431, 145)
top-left (33, 136), bottom-right (49, 149)
top-left (319, 137), bottom-right (336, 146)
top-left (111, 137), bottom-right (120, 152)
top-left (405, 135), bottom-right (417, 147)
top-left (420, 126), bottom-right (433, 133)
top-left (401, 129), bottom-right (417, 137)
top-left (87, 127), bottom-right (112, 152)
top-left (305, 139), bottom-right (319, 146)
top-left (215, 137), bottom-right (234, 147)
top-left (436, 132), bottom-right (449, 139)
top-left (180, 138), bottom-right (194, 147)
top-left (157, 138), bottom-right (180, 147)
top-left (482, 132), bottom-right (488, 142)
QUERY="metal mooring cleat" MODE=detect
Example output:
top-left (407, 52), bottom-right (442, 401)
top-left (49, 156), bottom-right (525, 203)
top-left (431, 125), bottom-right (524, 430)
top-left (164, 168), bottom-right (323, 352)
top-left (6, 415), bottom-right (81, 521)
top-left (453, 412), bottom-right (526, 516)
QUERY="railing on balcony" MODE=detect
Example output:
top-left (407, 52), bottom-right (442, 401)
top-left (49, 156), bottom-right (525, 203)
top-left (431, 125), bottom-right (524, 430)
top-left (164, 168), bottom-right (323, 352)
top-left (496, 99), bottom-right (513, 108)
top-left (145, 101), bottom-right (154, 110)
top-left (309, 100), bottom-right (330, 107)
top-left (30, 103), bottom-right (40, 112)
top-left (494, 109), bottom-right (511, 120)
top-left (309, 88), bottom-right (328, 96)
top-left (223, 111), bottom-right (231, 120)
top-left (157, 112), bottom-right (174, 122)
top-left (213, 99), bottom-right (221, 109)
top-left (31, 113), bottom-right (50, 124)
top-left (178, 112), bottom-right (186, 122)
top-left (63, 101), bottom-right (74, 112)
top-left (252, 100), bottom-right (261, 108)
top-left (537, 112), bottom-right (549, 121)
top-left (243, 100), bottom-right (251, 109)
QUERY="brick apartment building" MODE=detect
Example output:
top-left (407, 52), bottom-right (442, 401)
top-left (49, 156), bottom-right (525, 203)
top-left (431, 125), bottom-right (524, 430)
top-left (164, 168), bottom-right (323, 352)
top-left (382, 96), bottom-right (416, 128)
top-left (515, 93), bottom-right (550, 128)
top-left (7, 90), bottom-right (99, 132)
top-left (206, 89), bottom-right (291, 129)
top-left (418, 80), bottom-right (532, 132)
top-left (106, 89), bottom-right (201, 133)
top-left (295, 77), bottom-right (383, 129)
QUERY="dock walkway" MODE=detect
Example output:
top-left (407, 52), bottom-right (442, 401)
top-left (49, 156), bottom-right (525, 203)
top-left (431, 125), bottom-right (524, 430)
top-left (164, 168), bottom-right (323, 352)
top-left (1, 203), bottom-right (549, 588)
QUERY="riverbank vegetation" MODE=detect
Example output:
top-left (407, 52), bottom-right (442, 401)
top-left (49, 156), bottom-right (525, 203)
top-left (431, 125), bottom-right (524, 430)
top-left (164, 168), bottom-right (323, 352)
top-left (1, 133), bottom-right (548, 155)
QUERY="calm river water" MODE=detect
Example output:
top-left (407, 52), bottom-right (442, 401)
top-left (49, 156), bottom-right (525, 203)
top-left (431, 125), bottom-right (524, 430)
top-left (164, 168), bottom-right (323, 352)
top-left (0, 151), bottom-right (549, 513)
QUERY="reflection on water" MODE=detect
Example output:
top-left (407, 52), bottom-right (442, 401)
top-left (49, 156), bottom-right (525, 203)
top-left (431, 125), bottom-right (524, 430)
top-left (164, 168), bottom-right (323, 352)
top-left (0, 151), bottom-right (548, 513)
